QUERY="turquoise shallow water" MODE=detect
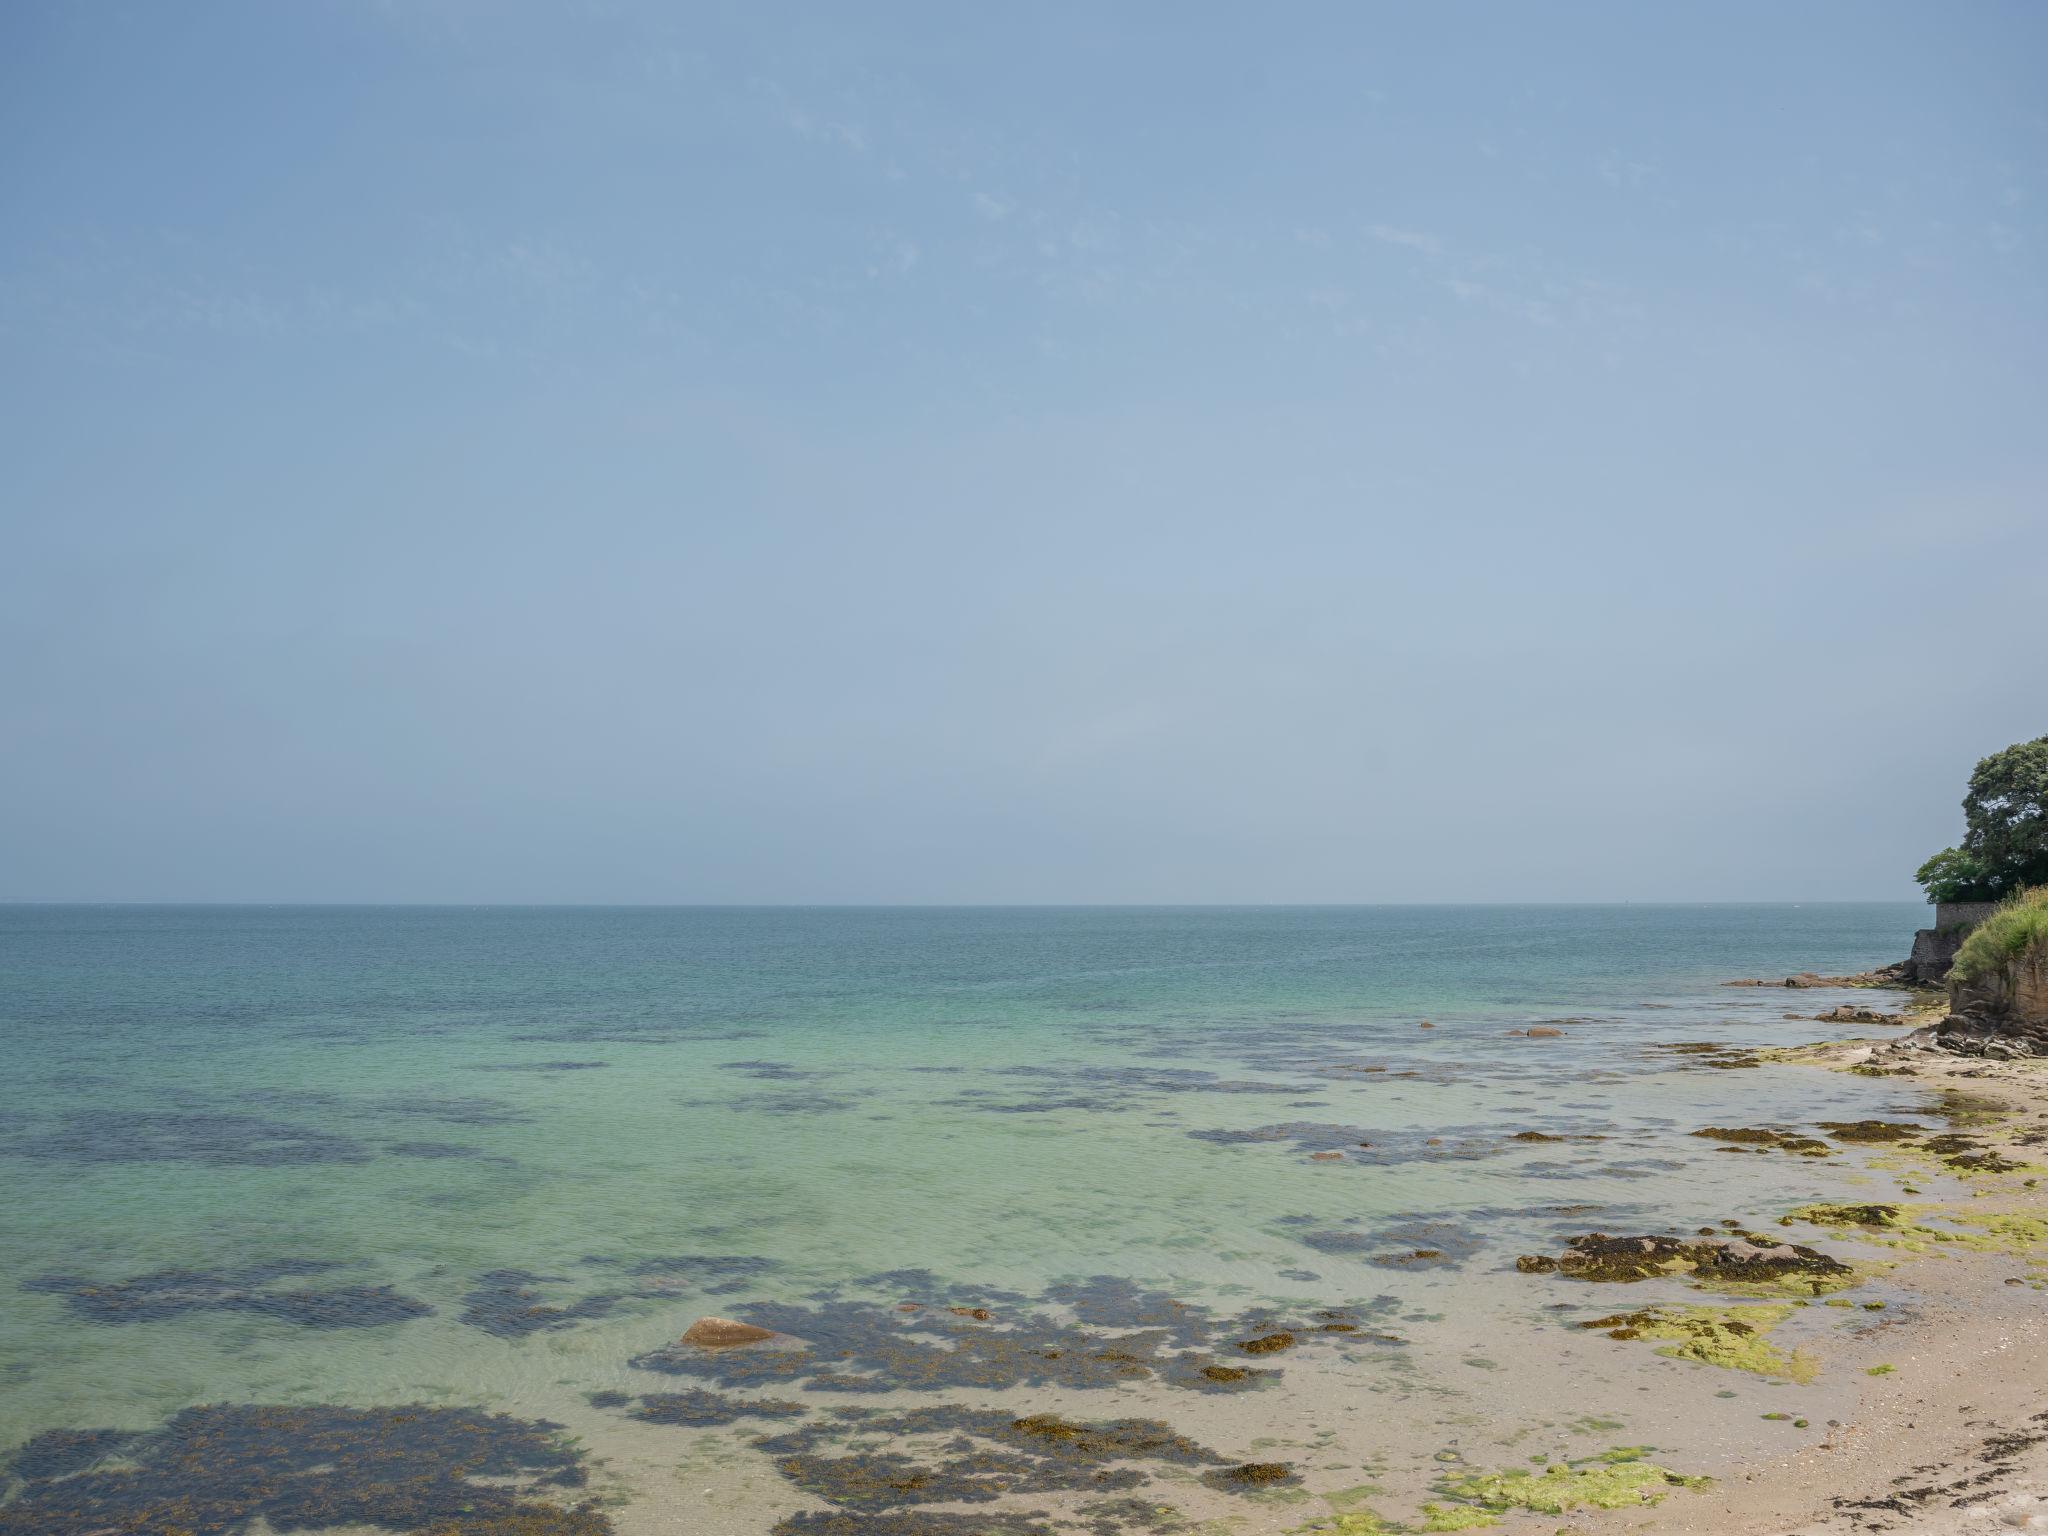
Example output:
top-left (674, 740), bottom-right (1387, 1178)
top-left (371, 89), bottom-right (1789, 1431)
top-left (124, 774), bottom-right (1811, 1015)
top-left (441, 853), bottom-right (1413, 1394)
top-left (0, 903), bottom-right (1944, 1530)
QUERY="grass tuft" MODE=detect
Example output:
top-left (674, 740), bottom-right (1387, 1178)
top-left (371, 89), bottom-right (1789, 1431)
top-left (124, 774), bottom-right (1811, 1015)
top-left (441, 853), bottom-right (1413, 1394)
top-left (1949, 885), bottom-right (2048, 985)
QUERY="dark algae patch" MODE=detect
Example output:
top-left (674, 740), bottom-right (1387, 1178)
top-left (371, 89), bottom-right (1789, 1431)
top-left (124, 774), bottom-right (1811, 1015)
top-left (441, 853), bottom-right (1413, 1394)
top-left (0, 1402), bottom-right (606, 1536)
top-left (1689, 1127), bottom-right (1833, 1156)
top-left (4, 1429), bottom-right (129, 1483)
top-left (754, 1407), bottom-right (1225, 1513)
top-left (619, 1389), bottom-right (808, 1426)
top-left (459, 1270), bottom-right (627, 1338)
top-left (1816, 1120), bottom-right (1928, 1143)
top-left (23, 1263), bottom-right (432, 1329)
top-left (7, 1110), bottom-right (372, 1167)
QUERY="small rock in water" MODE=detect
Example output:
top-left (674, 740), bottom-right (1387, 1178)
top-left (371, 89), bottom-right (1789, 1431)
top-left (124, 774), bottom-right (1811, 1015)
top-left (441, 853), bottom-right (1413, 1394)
top-left (1309, 1151), bottom-right (1345, 1162)
top-left (1526, 1027), bottom-right (1564, 1039)
top-left (681, 1316), bottom-right (775, 1348)
top-left (1419, 1020), bottom-right (1435, 1029)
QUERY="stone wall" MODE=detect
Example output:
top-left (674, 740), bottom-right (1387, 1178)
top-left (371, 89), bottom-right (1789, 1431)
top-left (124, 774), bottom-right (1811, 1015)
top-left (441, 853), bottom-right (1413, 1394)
top-left (1934, 901), bottom-right (1999, 933)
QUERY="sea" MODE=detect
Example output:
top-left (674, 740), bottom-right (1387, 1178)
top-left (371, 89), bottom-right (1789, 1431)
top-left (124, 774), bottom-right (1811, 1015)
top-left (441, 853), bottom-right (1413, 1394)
top-left (0, 903), bottom-right (1955, 1533)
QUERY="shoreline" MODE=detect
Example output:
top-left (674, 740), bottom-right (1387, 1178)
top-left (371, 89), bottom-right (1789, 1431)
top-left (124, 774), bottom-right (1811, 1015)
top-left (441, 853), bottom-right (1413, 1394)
top-left (7, 913), bottom-right (2040, 1536)
top-left (1565, 1030), bottom-right (2048, 1535)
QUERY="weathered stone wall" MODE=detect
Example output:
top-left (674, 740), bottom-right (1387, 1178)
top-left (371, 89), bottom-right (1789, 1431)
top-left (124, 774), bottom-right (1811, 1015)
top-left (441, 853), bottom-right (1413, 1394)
top-left (1934, 901), bottom-right (1999, 933)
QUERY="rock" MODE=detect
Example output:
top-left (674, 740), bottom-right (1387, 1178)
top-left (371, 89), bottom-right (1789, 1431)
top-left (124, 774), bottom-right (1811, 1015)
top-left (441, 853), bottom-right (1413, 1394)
top-left (680, 1316), bottom-right (775, 1348)
top-left (1525, 1026), bottom-right (1564, 1038)
top-left (1813, 1005), bottom-right (1905, 1025)
top-left (1309, 1151), bottom-right (1344, 1162)
top-left (1418, 1020), bottom-right (1435, 1029)
top-left (1518, 1232), bottom-right (1852, 1287)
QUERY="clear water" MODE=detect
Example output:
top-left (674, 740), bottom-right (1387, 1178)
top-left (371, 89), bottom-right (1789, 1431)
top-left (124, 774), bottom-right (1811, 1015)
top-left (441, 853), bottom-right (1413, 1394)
top-left (0, 903), bottom-right (1943, 1529)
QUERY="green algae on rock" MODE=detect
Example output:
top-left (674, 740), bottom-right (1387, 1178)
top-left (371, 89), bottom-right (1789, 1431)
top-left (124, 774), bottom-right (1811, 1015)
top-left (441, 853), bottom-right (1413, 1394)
top-left (1785, 1203), bottom-right (1907, 1229)
top-left (1578, 1302), bottom-right (1816, 1381)
top-left (1434, 1450), bottom-right (1709, 1516)
top-left (1790, 1202), bottom-right (2048, 1266)
top-left (1418, 1503), bottom-right (1501, 1530)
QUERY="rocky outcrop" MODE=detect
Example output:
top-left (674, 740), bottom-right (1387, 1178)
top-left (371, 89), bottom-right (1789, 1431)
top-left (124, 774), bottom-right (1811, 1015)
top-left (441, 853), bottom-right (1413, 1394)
top-left (1905, 902), bottom-right (2000, 983)
top-left (1939, 943), bottom-right (2048, 1057)
top-left (1723, 964), bottom-right (1913, 989)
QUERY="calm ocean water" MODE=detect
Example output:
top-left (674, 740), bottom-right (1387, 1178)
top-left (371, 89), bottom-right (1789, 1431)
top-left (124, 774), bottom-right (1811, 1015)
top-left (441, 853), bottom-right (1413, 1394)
top-left (0, 903), bottom-right (1939, 1530)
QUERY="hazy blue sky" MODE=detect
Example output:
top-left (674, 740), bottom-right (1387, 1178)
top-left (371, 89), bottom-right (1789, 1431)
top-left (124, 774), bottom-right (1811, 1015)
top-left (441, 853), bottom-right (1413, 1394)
top-left (2, 2), bottom-right (2043, 903)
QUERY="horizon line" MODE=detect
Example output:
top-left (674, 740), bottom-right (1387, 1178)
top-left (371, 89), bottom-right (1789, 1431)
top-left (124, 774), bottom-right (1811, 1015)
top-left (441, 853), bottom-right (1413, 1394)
top-left (0, 898), bottom-right (1932, 910)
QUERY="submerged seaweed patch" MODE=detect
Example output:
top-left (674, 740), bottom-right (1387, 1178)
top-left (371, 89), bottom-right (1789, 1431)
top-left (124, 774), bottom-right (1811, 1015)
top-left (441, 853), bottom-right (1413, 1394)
top-left (628, 1278), bottom-right (1387, 1396)
top-left (1189, 1123), bottom-right (1507, 1163)
top-left (0, 1402), bottom-right (606, 1536)
top-left (459, 1270), bottom-right (628, 1338)
top-left (6, 1110), bottom-right (372, 1167)
top-left (751, 1406), bottom-right (1224, 1513)
top-left (623, 1389), bottom-right (809, 1426)
top-left (24, 1265), bottom-right (433, 1330)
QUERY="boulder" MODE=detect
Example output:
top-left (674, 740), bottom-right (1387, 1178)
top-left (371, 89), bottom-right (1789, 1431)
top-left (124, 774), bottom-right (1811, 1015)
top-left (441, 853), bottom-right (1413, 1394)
top-left (1525, 1026), bottom-right (1563, 1039)
top-left (680, 1316), bottom-right (775, 1348)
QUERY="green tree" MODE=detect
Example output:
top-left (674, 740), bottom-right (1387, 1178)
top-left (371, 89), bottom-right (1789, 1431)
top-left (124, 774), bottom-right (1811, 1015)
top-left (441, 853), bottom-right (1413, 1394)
top-left (1918, 735), bottom-right (2048, 902)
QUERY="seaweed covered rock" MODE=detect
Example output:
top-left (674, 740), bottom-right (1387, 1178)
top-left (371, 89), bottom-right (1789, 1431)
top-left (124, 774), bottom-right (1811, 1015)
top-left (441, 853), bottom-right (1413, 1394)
top-left (1513, 1232), bottom-right (1852, 1291)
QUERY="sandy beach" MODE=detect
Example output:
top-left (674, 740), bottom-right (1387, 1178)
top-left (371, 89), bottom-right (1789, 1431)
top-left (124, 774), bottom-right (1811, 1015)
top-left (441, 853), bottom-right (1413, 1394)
top-left (1563, 1034), bottom-right (2048, 1536)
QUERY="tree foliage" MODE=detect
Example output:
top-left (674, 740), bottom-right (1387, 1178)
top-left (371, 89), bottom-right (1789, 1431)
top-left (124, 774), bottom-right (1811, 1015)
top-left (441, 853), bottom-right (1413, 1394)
top-left (1917, 735), bottom-right (2048, 902)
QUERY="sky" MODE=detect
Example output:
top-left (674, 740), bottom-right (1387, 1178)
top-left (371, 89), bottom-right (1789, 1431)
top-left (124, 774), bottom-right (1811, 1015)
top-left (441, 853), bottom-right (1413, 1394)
top-left (2, 1), bottom-right (2044, 904)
